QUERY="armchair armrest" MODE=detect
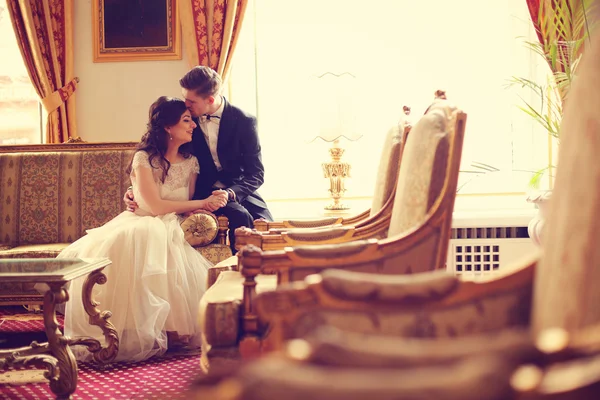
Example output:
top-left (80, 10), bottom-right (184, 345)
top-left (254, 217), bottom-right (343, 232)
top-left (291, 326), bottom-right (537, 369)
top-left (205, 354), bottom-right (518, 400)
top-left (235, 219), bottom-right (388, 251)
top-left (318, 268), bottom-right (459, 302)
top-left (217, 215), bottom-right (229, 246)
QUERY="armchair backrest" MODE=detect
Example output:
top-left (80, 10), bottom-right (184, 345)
top-left (387, 100), bottom-right (460, 238)
top-left (369, 123), bottom-right (408, 216)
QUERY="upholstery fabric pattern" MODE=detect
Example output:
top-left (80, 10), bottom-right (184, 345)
top-left (292, 287), bottom-right (532, 340)
top-left (198, 244), bottom-right (234, 266)
top-left (0, 151), bottom-right (133, 247)
top-left (320, 269), bottom-right (458, 302)
top-left (370, 123), bottom-right (405, 216)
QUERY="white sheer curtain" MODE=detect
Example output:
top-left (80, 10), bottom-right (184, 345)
top-left (229, 0), bottom-right (550, 201)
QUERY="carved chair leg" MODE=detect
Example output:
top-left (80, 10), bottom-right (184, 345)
top-left (68, 268), bottom-right (119, 364)
top-left (239, 335), bottom-right (261, 359)
top-left (44, 282), bottom-right (78, 399)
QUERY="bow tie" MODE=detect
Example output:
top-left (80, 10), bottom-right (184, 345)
top-left (201, 114), bottom-right (221, 122)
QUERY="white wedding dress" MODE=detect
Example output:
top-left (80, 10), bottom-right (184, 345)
top-left (58, 151), bottom-right (211, 362)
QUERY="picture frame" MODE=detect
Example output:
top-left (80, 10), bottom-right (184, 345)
top-left (92, 0), bottom-right (182, 63)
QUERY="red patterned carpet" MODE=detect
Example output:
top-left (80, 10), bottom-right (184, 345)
top-left (1, 352), bottom-right (201, 399)
top-left (1, 307), bottom-right (203, 399)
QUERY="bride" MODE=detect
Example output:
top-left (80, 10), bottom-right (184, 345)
top-left (58, 96), bottom-right (227, 362)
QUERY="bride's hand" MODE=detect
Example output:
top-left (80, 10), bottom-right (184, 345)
top-left (204, 194), bottom-right (227, 211)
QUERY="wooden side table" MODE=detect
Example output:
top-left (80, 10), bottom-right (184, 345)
top-left (0, 258), bottom-right (119, 399)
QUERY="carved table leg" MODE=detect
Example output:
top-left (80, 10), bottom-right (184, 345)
top-left (68, 268), bottom-right (119, 364)
top-left (44, 282), bottom-right (78, 399)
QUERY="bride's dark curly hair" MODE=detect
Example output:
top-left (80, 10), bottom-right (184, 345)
top-left (126, 96), bottom-right (194, 183)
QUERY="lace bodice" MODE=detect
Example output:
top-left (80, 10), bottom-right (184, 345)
top-left (130, 151), bottom-right (199, 215)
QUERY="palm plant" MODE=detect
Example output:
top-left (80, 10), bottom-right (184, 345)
top-left (508, 0), bottom-right (594, 187)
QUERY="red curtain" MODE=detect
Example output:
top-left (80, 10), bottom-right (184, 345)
top-left (7, 0), bottom-right (78, 143)
top-left (180, 0), bottom-right (248, 82)
top-left (525, 0), bottom-right (587, 76)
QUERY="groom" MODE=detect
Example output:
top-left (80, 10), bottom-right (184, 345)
top-left (180, 66), bottom-right (273, 252)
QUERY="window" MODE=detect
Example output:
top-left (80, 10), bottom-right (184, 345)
top-left (229, 0), bottom-right (553, 201)
top-left (0, 0), bottom-right (43, 145)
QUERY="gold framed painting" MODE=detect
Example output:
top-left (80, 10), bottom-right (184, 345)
top-left (93, 0), bottom-right (182, 63)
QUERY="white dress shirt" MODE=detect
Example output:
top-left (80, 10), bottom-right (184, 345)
top-left (200, 99), bottom-right (226, 188)
top-left (200, 99), bottom-right (224, 169)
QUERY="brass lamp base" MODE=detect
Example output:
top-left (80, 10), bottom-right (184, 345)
top-left (322, 140), bottom-right (351, 210)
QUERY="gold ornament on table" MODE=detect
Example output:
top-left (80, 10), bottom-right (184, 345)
top-left (310, 71), bottom-right (363, 211)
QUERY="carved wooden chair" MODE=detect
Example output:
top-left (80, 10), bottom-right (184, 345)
top-left (244, 91), bottom-right (448, 239)
top-left (251, 253), bottom-right (536, 355)
top-left (251, 92), bottom-right (446, 235)
top-left (187, 323), bottom-right (600, 400)
top-left (190, 355), bottom-right (521, 400)
top-left (253, 122), bottom-right (411, 233)
top-left (198, 100), bottom-right (466, 371)
top-left (204, 121), bottom-right (411, 285)
top-left (207, 93), bottom-right (446, 283)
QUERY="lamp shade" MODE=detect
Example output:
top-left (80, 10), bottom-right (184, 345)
top-left (307, 71), bottom-right (363, 143)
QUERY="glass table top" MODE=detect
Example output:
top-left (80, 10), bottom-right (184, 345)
top-left (0, 258), bottom-right (111, 282)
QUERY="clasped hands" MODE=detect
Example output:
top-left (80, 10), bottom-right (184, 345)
top-left (203, 189), bottom-right (228, 212)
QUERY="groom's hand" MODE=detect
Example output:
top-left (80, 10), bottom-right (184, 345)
top-left (212, 189), bottom-right (229, 204)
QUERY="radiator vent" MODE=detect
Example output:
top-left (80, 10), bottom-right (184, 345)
top-left (454, 244), bottom-right (500, 273)
top-left (447, 226), bottom-right (535, 280)
top-left (451, 226), bottom-right (529, 240)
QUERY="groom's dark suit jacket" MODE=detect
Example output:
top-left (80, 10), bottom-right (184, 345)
top-left (191, 97), bottom-right (271, 221)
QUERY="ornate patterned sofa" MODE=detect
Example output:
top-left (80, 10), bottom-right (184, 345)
top-left (0, 142), bottom-right (230, 306)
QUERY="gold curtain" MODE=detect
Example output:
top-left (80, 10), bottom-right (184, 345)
top-left (7, 0), bottom-right (78, 143)
top-left (180, 0), bottom-right (248, 82)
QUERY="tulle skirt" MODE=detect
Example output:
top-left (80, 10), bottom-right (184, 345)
top-left (58, 211), bottom-right (211, 362)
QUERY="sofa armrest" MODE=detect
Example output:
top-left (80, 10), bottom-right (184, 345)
top-left (207, 255), bottom-right (239, 289)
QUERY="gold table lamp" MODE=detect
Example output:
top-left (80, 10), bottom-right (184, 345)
top-left (309, 71), bottom-right (363, 210)
top-left (321, 138), bottom-right (352, 210)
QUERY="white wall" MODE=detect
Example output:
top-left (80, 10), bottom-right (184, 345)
top-left (74, 0), bottom-right (190, 142)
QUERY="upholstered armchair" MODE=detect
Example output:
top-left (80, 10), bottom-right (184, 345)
top-left (198, 101), bottom-right (467, 370)
top-left (253, 123), bottom-right (411, 233)
top-left (191, 355), bottom-right (521, 400)
top-left (203, 122), bottom-right (410, 286)
top-left (189, 322), bottom-right (600, 400)
top-left (251, 254), bottom-right (535, 353)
